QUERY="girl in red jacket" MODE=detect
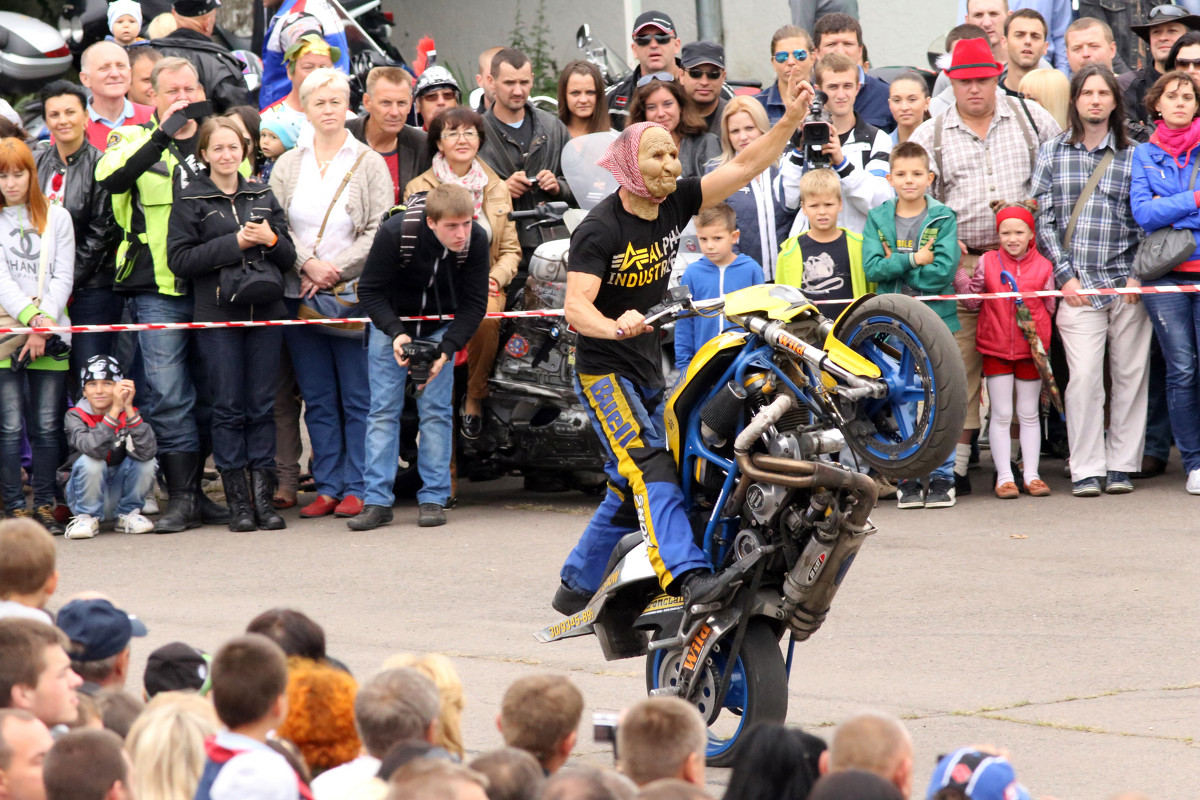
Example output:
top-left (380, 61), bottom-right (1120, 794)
top-left (962, 200), bottom-right (1055, 499)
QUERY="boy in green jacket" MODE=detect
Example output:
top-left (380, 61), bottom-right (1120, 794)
top-left (862, 140), bottom-right (961, 509)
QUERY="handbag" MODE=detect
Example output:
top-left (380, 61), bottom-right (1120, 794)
top-left (218, 206), bottom-right (285, 307)
top-left (0, 229), bottom-right (50, 362)
top-left (1134, 154), bottom-right (1200, 281)
top-left (297, 150), bottom-right (369, 337)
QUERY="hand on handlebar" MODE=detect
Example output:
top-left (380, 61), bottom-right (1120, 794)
top-left (613, 310), bottom-right (652, 340)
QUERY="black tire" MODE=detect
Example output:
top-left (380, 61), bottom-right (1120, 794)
top-left (837, 294), bottom-right (967, 479)
top-left (645, 619), bottom-right (788, 767)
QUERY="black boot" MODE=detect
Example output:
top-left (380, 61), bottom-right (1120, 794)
top-left (221, 469), bottom-right (257, 532)
top-left (197, 445), bottom-right (231, 525)
top-left (250, 469), bottom-right (286, 530)
top-left (154, 452), bottom-right (201, 534)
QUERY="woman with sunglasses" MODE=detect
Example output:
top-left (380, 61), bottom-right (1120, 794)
top-left (1167, 31), bottom-right (1200, 85)
top-left (754, 24), bottom-right (814, 125)
top-left (628, 78), bottom-right (720, 179)
top-left (557, 61), bottom-right (611, 139)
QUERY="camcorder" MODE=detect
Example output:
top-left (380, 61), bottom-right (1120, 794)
top-left (791, 90), bottom-right (834, 170)
top-left (401, 339), bottom-right (439, 395)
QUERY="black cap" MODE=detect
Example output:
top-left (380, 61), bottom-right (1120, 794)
top-left (57, 599), bottom-right (148, 662)
top-left (681, 41), bottom-right (725, 69)
top-left (633, 11), bottom-right (676, 35)
top-left (173, 0), bottom-right (221, 17)
top-left (144, 642), bottom-right (212, 697)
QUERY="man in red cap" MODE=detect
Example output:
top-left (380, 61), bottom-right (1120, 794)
top-left (910, 37), bottom-right (1060, 499)
top-left (606, 11), bottom-right (683, 130)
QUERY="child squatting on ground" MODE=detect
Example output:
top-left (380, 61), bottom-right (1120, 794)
top-left (62, 355), bottom-right (158, 539)
top-left (674, 203), bottom-right (764, 374)
top-left (862, 141), bottom-right (961, 509)
top-left (958, 200), bottom-right (1055, 498)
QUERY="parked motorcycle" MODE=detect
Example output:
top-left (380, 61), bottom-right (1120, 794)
top-left (536, 280), bottom-right (965, 764)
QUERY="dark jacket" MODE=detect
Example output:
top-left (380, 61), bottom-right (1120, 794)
top-left (357, 217), bottom-right (491, 359)
top-left (678, 132), bottom-right (721, 179)
top-left (1122, 63), bottom-right (1160, 126)
top-left (151, 29), bottom-right (251, 113)
top-left (478, 105), bottom-right (575, 248)
top-left (34, 142), bottom-right (116, 290)
top-left (165, 172), bottom-right (294, 322)
top-left (345, 114), bottom-right (432, 202)
top-left (856, 72), bottom-right (895, 132)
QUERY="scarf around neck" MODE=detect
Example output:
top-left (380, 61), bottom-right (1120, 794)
top-left (1151, 118), bottom-right (1200, 166)
top-left (597, 121), bottom-right (671, 204)
top-left (432, 153), bottom-right (488, 219)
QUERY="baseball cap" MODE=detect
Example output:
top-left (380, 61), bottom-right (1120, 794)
top-left (681, 41), bottom-right (725, 70)
top-left (633, 11), bottom-right (676, 36)
top-left (57, 599), bottom-right (148, 662)
top-left (926, 749), bottom-right (1033, 800)
top-left (143, 642), bottom-right (212, 697)
top-left (173, 0), bottom-right (221, 17)
top-left (414, 66), bottom-right (460, 99)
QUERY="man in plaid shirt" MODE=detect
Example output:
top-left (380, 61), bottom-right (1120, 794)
top-left (910, 37), bottom-right (1061, 496)
top-left (1031, 64), bottom-right (1150, 498)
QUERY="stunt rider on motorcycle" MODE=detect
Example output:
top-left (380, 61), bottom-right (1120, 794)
top-left (552, 72), bottom-right (815, 616)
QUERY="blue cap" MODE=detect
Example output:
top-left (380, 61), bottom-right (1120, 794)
top-left (57, 599), bottom-right (148, 662)
top-left (927, 749), bottom-right (1032, 800)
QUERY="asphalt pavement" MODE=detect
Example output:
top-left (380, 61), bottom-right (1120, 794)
top-left (52, 452), bottom-right (1200, 800)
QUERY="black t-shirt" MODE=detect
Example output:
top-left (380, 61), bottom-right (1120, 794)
top-left (796, 232), bottom-right (855, 318)
top-left (506, 113), bottom-right (534, 155)
top-left (570, 177), bottom-right (704, 389)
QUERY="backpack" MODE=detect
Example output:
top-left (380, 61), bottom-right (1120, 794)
top-left (383, 191), bottom-right (470, 268)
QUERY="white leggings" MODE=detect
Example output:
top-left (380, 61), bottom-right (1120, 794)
top-left (986, 373), bottom-right (1042, 485)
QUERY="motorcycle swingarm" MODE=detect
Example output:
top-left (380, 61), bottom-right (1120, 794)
top-left (648, 604), bottom-right (742, 702)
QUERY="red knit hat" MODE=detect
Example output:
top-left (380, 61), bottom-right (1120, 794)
top-left (945, 38), bottom-right (1003, 80)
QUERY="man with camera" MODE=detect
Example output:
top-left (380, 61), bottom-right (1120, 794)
top-left (97, 56), bottom-right (236, 534)
top-left (349, 184), bottom-right (491, 531)
top-left (782, 52), bottom-right (893, 236)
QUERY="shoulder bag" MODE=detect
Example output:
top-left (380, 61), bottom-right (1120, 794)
top-left (1134, 154), bottom-right (1200, 281)
top-left (296, 150), bottom-right (370, 337)
top-left (0, 227), bottom-right (50, 362)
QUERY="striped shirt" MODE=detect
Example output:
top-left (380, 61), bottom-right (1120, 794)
top-left (910, 96), bottom-right (1061, 252)
top-left (1031, 130), bottom-right (1139, 308)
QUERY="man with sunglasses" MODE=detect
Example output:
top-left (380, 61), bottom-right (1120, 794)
top-left (606, 11), bottom-right (682, 130)
top-left (679, 42), bottom-right (728, 133)
top-left (1122, 3), bottom-right (1200, 125)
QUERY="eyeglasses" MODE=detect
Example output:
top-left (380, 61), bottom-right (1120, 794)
top-left (634, 33), bottom-right (674, 46)
top-left (636, 71), bottom-right (676, 87)
top-left (1177, 57), bottom-right (1200, 68)
top-left (440, 129), bottom-right (479, 142)
top-left (774, 49), bottom-right (809, 63)
top-left (687, 68), bottom-right (723, 80)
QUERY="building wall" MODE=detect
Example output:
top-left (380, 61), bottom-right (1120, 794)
top-left (392, 0), bottom-right (954, 92)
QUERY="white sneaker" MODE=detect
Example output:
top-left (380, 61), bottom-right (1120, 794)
top-left (1188, 469), bottom-right (1200, 495)
top-left (118, 512), bottom-right (155, 534)
top-left (142, 493), bottom-right (159, 515)
top-left (64, 515), bottom-right (99, 540)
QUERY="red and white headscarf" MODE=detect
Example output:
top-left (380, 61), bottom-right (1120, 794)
top-left (597, 121), bottom-right (671, 204)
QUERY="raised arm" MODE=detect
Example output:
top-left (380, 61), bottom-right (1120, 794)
top-left (699, 72), bottom-right (812, 210)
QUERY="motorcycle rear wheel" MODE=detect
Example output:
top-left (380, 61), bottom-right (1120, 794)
top-left (645, 619), bottom-right (788, 767)
top-left (837, 294), bottom-right (967, 479)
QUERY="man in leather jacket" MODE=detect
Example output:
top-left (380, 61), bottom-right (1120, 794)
top-left (346, 66), bottom-right (431, 206)
top-left (33, 82), bottom-right (119, 393)
top-left (151, 0), bottom-right (251, 113)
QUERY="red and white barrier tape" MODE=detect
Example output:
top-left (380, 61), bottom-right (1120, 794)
top-left (0, 283), bottom-right (1196, 335)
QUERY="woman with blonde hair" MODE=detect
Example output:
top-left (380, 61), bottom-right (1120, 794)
top-left (382, 652), bottom-right (465, 760)
top-left (125, 692), bottom-right (219, 800)
top-left (1019, 68), bottom-right (1070, 131)
top-left (705, 96), bottom-right (795, 279)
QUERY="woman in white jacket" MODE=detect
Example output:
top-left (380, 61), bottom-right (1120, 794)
top-left (0, 137), bottom-right (74, 532)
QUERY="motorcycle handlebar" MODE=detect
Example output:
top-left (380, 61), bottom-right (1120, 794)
top-left (508, 202), bottom-right (571, 221)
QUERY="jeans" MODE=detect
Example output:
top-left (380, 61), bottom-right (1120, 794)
top-left (1143, 276), bottom-right (1200, 473)
top-left (561, 372), bottom-right (711, 595)
top-left (66, 455), bottom-right (158, 519)
top-left (285, 325), bottom-right (369, 498)
top-left (0, 369), bottom-right (66, 510)
top-left (362, 324), bottom-right (454, 507)
top-left (127, 293), bottom-right (200, 453)
top-left (68, 287), bottom-right (127, 398)
top-left (899, 402), bottom-right (955, 481)
top-left (200, 327), bottom-right (282, 471)
top-left (1143, 336), bottom-right (1173, 462)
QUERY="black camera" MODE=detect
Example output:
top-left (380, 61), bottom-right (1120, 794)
top-left (793, 90), bottom-right (833, 170)
top-left (401, 339), bottom-right (439, 386)
top-left (11, 334), bottom-right (69, 372)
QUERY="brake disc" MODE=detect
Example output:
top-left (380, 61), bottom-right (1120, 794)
top-left (656, 647), bottom-right (723, 725)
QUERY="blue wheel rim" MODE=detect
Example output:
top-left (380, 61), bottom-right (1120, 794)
top-left (843, 313), bottom-right (937, 463)
top-left (650, 647), bottom-right (750, 759)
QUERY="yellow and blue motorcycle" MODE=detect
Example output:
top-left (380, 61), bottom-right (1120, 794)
top-left (537, 283), bottom-right (965, 765)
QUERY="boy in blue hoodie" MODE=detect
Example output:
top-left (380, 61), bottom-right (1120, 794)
top-left (863, 141), bottom-right (961, 510)
top-left (675, 204), bottom-right (765, 373)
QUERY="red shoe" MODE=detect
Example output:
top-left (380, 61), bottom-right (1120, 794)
top-left (52, 504), bottom-right (71, 523)
top-left (333, 495), bottom-right (363, 517)
top-left (300, 495), bottom-right (339, 518)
